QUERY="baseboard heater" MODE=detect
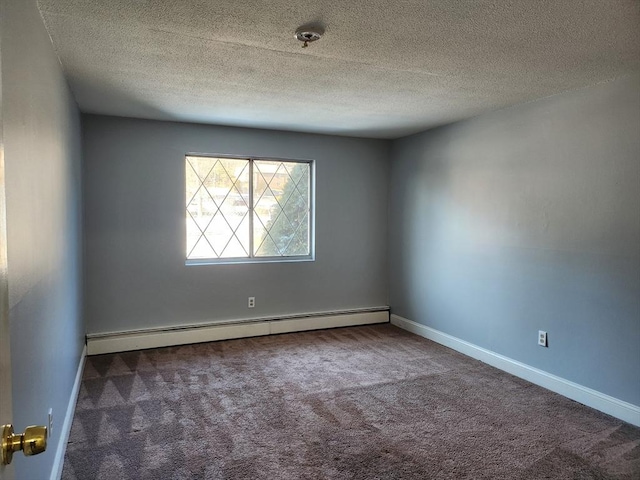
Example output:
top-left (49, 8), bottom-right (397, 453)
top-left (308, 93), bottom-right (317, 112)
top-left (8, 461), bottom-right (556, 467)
top-left (86, 307), bottom-right (390, 355)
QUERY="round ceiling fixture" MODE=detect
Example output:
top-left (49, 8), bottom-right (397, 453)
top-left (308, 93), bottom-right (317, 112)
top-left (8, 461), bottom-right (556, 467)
top-left (295, 26), bottom-right (324, 48)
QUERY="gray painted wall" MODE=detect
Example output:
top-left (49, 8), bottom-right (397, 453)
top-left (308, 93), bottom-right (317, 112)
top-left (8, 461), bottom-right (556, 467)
top-left (2, 0), bottom-right (83, 478)
top-left (82, 115), bottom-right (389, 334)
top-left (389, 74), bottom-right (640, 406)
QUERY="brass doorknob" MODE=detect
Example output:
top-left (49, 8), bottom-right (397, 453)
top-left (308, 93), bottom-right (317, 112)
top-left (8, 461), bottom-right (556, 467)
top-left (1, 424), bottom-right (47, 465)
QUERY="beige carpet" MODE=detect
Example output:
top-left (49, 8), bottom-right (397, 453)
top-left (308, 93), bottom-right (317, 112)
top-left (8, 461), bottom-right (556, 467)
top-left (62, 324), bottom-right (640, 479)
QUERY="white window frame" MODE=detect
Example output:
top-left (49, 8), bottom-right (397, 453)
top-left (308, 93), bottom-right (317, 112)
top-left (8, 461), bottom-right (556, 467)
top-left (185, 154), bottom-right (315, 266)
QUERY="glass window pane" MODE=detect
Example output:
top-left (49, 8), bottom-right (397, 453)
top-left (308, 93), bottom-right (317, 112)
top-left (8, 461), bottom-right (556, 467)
top-left (186, 156), bottom-right (249, 259)
top-left (254, 160), bottom-right (310, 257)
top-left (187, 156), bottom-right (311, 262)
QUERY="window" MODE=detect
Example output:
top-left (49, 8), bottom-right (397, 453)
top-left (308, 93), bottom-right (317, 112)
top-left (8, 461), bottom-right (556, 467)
top-left (185, 155), bottom-right (314, 264)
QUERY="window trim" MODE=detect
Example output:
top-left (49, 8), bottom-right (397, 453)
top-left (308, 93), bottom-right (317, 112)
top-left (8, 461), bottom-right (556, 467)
top-left (184, 153), bottom-right (315, 266)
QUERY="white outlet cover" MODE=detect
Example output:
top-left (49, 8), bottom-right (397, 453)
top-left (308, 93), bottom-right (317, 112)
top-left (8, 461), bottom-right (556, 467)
top-left (538, 330), bottom-right (547, 347)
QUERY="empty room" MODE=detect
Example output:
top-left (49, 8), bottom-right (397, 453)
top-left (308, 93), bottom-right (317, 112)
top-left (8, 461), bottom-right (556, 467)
top-left (0, 0), bottom-right (639, 479)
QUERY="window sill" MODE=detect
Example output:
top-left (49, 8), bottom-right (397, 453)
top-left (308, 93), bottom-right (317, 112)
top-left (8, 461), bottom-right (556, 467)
top-left (185, 255), bottom-right (315, 266)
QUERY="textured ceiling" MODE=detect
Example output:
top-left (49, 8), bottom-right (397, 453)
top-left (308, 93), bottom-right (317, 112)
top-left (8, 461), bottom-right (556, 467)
top-left (38, 0), bottom-right (640, 138)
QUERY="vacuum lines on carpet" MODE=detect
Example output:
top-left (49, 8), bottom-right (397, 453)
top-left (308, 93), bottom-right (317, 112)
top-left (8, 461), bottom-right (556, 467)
top-left (62, 324), bottom-right (640, 479)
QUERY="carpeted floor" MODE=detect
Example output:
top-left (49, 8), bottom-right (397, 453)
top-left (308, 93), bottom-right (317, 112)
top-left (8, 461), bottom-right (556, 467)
top-left (62, 324), bottom-right (640, 479)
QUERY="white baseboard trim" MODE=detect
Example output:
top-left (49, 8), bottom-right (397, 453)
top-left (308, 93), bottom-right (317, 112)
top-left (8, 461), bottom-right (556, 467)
top-left (391, 314), bottom-right (640, 427)
top-left (87, 308), bottom-right (390, 355)
top-left (50, 345), bottom-right (87, 480)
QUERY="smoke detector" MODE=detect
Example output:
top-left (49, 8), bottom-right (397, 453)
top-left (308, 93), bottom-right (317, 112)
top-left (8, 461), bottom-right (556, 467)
top-left (295, 26), bottom-right (324, 48)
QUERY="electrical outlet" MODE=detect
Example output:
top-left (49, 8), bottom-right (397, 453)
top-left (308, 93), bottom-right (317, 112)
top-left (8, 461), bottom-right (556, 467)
top-left (48, 408), bottom-right (53, 437)
top-left (248, 297), bottom-right (255, 308)
top-left (538, 330), bottom-right (548, 347)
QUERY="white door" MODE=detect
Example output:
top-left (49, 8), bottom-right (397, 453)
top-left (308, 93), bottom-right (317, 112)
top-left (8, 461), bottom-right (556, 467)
top-left (0, 23), bottom-right (16, 477)
top-left (0, 143), bottom-right (15, 480)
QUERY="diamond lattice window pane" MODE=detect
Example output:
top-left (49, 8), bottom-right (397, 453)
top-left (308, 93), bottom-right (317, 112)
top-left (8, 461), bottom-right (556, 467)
top-left (204, 211), bottom-right (235, 256)
top-left (284, 161), bottom-right (306, 186)
top-left (186, 156), bottom-right (310, 261)
top-left (186, 160), bottom-right (206, 206)
top-left (284, 213), bottom-right (310, 256)
top-left (186, 156), bottom-right (250, 259)
top-left (186, 215), bottom-right (206, 258)
top-left (253, 161), bottom-right (310, 257)
top-left (221, 214), bottom-right (250, 257)
top-left (252, 213), bottom-right (269, 256)
top-left (254, 233), bottom-right (280, 257)
top-left (189, 234), bottom-right (216, 259)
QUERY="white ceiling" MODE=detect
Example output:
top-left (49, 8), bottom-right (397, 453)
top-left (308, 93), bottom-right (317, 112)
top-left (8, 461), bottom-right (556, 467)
top-left (38, 0), bottom-right (640, 139)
